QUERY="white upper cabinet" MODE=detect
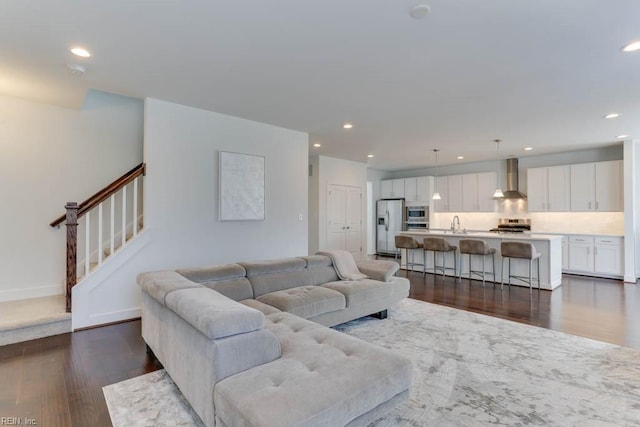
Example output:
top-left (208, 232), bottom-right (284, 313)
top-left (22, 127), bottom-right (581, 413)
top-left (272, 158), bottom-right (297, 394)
top-left (447, 175), bottom-right (463, 212)
top-left (404, 178), bottom-right (417, 202)
top-left (432, 173), bottom-right (495, 212)
top-left (527, 165), bottom-right (570, 212)
top-left (595, 161), bottom-right (623, 211)
top-left (476, 172), bottom-right (497, 212)
top-left (433, 176), bottom-right (449, 212)
top-left (380, 178), bottom-right (405, 199)
top-left (416, 176), bottom-right (431, 202)
top-left (570, 160), bottom-right (622, 212)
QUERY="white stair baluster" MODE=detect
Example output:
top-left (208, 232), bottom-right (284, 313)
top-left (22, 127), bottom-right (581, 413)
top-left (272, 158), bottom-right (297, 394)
top-left (110, 194), bottom-right (115, 257)
top-left (121, 185), bottom-right (127, 247)
top-left (98, 203), bottom-right (103, 264)
top-left (85, 213), bottom-right (90, 275)
top-left (133, 177), bottom-right (138, 237)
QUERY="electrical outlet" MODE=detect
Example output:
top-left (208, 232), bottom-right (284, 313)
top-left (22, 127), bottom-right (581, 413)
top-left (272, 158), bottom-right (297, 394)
top-left (298, 213), bottom-right (303, 221)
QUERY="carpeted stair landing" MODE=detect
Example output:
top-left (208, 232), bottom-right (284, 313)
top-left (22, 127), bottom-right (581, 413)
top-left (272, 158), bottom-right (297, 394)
top-left (0, 295), bottom-right (71, 346)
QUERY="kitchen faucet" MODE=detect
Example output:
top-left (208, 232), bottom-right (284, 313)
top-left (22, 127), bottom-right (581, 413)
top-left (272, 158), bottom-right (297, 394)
top-left (451, 215), bottom-right (460, 233)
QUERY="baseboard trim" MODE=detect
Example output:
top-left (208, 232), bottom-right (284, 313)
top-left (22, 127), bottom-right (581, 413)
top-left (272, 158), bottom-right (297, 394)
top-left (73, 307), bottom-right (141, 331)
top-left (0, 285), bottom-right (64, 303)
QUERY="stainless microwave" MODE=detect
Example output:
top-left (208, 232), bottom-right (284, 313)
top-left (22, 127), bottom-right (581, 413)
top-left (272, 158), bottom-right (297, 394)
top-left (406, 206), bottom-right (427, 220)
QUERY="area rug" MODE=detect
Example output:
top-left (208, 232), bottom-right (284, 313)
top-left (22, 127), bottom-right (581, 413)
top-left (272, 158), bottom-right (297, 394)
top-left (103, 299), bottom-right (640, 426)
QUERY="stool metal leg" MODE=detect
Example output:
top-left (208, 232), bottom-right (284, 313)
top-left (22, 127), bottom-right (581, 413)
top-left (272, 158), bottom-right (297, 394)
top-left (528, 259), bottom-right (533, 293)
top-left (482, 255), bottom-right (486, 286)
top-left (501, 257), bottom-right (504, 289)
top-left (537, 258), bottom-right (541, 290)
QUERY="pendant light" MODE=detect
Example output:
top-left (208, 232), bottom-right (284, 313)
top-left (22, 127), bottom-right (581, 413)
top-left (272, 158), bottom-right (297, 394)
top-left (432, 149), bottom-right (442, 200)
top-left (492, 139), bottom-right (504, 199)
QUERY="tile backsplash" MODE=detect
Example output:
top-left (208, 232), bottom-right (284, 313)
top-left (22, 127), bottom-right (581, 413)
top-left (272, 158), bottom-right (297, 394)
top-left (431, 200), bottom-right (624, 235)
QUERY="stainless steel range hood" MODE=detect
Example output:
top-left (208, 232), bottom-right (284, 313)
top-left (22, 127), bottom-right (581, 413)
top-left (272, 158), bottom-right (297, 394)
top-left (502, 158), bottom-right (527, 199)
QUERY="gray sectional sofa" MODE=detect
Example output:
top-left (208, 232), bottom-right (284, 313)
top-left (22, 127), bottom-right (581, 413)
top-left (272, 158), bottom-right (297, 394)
top-left (137, 254), bottom-right (411, 427)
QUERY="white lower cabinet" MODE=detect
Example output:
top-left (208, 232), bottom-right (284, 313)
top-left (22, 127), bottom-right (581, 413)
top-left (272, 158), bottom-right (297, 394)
top-left (565, 235), bottom-right (623, 277)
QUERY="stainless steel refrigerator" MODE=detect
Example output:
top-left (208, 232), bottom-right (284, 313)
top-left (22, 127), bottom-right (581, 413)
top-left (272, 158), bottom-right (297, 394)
top-left (376, 199), bottom-right (405, 256)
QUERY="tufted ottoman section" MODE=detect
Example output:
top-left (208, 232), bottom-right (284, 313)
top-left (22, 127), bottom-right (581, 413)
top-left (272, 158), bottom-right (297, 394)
top-left (213, 312), bottom-right (412, 427)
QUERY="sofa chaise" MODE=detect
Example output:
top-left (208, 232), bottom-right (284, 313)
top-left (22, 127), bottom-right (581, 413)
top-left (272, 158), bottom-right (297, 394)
top-left (137, 253), bottom-right (412, 426)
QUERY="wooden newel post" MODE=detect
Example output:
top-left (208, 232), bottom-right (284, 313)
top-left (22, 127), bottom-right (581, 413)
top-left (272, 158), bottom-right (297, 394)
top-left (65, 202), bottom-right (79, 313)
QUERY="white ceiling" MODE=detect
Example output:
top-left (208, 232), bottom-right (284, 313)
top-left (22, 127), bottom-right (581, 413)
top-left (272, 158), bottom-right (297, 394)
top-left (1, 0), bottom-right (639, 171)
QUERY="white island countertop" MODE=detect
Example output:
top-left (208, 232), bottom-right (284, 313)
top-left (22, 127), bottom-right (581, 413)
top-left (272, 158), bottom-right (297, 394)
top-left (396, 230), bottom-right (563, 290)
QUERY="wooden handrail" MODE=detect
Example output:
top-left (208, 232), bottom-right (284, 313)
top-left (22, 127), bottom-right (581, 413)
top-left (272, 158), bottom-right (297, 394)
top-left (50, 163), bottom-right (145, 228)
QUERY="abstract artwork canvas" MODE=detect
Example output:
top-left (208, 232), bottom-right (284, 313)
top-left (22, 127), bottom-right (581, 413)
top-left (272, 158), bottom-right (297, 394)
top-left (218, 151), bottom-right (265, 221)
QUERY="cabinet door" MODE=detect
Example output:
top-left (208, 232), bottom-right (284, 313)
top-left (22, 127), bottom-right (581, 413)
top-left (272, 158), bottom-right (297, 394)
top-left (570, 163), bottom-right (594, 211)
top-left (594, 244), bottom-right (622, 275)
top-left (447, 175), bottom-right (463, 212)
top-left (404, 178), bottom-right (417, 202)
top-left (526, 167), bottom-right (547, 211)
top-left (380, 180), bottom-right (393, 198)
top-left (477, 172), bottom-right (497, 212)
top-left (433, 176), bottom-right (448, 212)
top-left (547, 165), bottom-right (570, 211)
top-left (416, 176), bottom-right (431, 203)
top-left (461, 174), bottom-right (478, 212)
top-left (562, 236), bottom-right (568, 270)
top-left (392, 179), bottom-right (405, 198)
top-left (568, 243), bottom-right (594, 272)
top-left (595, 160), bottom-right (622, 212)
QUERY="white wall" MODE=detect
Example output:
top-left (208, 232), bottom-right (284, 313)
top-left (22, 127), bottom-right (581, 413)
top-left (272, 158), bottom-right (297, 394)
top-left (309, 155), bottom-right (367, 257)
top-left (73, 98), bottom-right (309, 328)
top-left (0, 90), bottom-right (143, 302)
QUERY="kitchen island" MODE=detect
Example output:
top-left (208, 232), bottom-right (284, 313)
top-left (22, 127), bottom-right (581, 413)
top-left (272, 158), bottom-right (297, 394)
top-left (396, 230), bottom-right (563, 290)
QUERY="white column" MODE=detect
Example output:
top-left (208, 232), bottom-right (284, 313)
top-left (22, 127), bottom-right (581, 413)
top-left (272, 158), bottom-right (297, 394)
top-left (623, 140), bottom-right (639, 282)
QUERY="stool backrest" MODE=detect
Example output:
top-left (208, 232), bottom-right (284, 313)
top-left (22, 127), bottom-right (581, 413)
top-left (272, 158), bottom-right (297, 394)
top-left (395, 235), bottom-right (421, 249)
top-left (501, 241), bottom-right (537, 259)
top-left (460, 239), bottom-right (489, 255)
top-left (423, 237), bottom-right (454, 252)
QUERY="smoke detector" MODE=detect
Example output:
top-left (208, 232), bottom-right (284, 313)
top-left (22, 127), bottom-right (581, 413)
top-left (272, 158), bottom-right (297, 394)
top-left (409, 4), bottom-right (431, 19)
top-left (67, 63), bottom-right (86, 76)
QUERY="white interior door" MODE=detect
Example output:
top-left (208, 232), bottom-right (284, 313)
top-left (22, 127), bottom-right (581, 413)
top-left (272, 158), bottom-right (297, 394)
top-left (327, 185), bottom-right (347, 250)
top-left (345, 187), bottom-right (362, 256)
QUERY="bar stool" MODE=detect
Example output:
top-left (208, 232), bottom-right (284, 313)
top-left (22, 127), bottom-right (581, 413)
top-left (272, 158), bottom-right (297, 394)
top-left (459, 239), bottom-right (496, 286)
top-left (423, 237), bottom-right (457, 278)
top-left (394, 235), bottom-right (424, 272)
top-left (501, 241), bottom-right (541, 292)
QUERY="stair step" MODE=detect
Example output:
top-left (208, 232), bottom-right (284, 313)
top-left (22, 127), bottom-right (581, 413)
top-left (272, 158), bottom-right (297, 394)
top-left (0, 295), bottom-right (71, 346)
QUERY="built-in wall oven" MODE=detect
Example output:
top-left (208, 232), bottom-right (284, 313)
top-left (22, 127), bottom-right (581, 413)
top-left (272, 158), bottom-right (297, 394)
top-left (406, 206), bottom-right (429, 230)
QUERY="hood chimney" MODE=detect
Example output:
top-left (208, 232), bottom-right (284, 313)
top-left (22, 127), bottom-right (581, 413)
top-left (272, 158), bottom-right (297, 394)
top-left (502, 158), bottom-right (527, 199)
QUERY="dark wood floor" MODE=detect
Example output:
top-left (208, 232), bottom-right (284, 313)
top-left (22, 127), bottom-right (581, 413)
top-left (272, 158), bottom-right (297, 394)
top-left (1, 272), bottom-right (638, 426)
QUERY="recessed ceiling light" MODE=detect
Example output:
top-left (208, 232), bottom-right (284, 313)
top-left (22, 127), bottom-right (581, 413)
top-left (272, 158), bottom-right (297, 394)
top-left (616, 134), bottom-right (630, 139)
top-left (343, 123), bottom-right (353, 129)
top-left (524, 147), bottom-right (533, 151)
top-left (604, 113), bottom-right (620, 119)
top-left (621, 41), bottom-right (640, 52)
top-left (409, 4), bottom-right (431, 19)
top-left (313, 143), bottom-right (321, 147)
top-left (367, 154), bottom-right (374, 158)
top-left (70, 47), bottom-right (91, 58)
top-left (456, 156), bottom-right (464, 160)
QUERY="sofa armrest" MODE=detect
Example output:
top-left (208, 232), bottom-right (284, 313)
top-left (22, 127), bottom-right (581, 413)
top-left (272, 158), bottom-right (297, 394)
top-left (355, 260), bottom-right (399, 282)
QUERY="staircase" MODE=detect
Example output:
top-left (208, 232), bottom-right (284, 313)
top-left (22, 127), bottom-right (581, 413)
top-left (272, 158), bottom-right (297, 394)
top-left (0, 296), bottom-right (71, 346)
top-left (0, 163), bottom-right (145, 346)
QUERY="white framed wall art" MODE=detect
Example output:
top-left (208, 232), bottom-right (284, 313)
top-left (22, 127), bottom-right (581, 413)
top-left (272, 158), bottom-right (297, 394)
top-left (218, 151), bottom-right (265, 221)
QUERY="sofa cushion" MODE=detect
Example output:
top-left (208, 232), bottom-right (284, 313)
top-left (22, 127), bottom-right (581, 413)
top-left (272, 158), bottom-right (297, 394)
top-left (321, 279), bottom-right (393, 306)
top-left (165, 288), bottom-right (265, 339)
top-left (137, 271), bottom-right (203, 306)
top-left (177, 264), bottom-right (254, 301)
top-left (300, 255), bottom-right (340, 285)
top-left (256, 286), bottom-right (346, 319)
top-left (213, 312), bottom-right (412, 427)
top-left (241, 258), bottom-right (313, 298)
